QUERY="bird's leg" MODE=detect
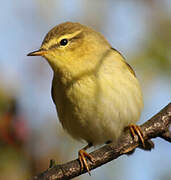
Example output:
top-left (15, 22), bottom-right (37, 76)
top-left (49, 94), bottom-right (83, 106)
top-left (78, 142), bottom-right (94, 175)
top-left (49, 159), bottom-right (56, 169)
top-left (105, 140), bottom-right (112, 144)
top-left (129, 124), bottom-right (145, 148)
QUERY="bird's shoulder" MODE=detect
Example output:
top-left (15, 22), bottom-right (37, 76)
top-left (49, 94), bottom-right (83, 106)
top-left (111, 47), bottom-right (136, 77)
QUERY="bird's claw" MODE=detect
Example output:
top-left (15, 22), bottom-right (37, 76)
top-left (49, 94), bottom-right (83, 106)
top-left (48, 159), bottom-right (57, 169)
top-left (129, 124), bottom-right (145, 148)
top-left (78, 149), bottom-right (94, 175)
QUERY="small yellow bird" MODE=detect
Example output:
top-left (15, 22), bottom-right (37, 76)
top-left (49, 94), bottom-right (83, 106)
top-left (28, 22), bottom-right (145, 173)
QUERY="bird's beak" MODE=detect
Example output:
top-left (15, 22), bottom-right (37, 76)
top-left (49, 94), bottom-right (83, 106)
top-left (27, 49), bottom-right (47, 56)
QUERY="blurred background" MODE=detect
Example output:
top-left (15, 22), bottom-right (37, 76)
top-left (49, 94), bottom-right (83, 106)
top-left (0, 0), bottom-right (171, 180)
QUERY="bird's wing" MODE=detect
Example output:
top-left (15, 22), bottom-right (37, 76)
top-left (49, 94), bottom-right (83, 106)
top-left (111, 47), bottom-right (136, 77)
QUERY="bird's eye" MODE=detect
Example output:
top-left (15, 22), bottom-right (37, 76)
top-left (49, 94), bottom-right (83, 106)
top-left (60, 39), bottom-right (68, 46)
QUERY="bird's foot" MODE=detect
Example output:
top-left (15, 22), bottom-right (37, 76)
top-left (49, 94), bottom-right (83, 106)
top-left (78, 149), bottom-right (94, 175)
top-left (128, 124), bottom-right (154, 150)
top-left (129, 124), bottom-right (145, 148)
top-left (48, 159), bottom-right (57, 169)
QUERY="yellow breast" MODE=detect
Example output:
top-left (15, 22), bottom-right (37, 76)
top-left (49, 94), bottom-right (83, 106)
top-left (52, 49), bottom-right (143, 144)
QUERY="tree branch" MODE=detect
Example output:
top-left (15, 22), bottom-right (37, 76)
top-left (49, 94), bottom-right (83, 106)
top-left (29, 103), bottom-right (171, 180)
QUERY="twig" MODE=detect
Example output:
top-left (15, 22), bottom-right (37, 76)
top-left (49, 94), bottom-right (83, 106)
top-left (29, 103), bottom-right (171, 180)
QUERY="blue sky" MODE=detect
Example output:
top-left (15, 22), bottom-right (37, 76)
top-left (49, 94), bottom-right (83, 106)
top-left (0, 1), bottom-right (171, 180)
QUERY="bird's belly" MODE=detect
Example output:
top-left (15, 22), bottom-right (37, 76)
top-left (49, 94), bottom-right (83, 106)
top-left (54, 74), bottom-right (143, 145)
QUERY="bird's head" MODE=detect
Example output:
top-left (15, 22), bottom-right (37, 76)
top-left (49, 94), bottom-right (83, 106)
top-left (27, 22), bottom-right (110, 80)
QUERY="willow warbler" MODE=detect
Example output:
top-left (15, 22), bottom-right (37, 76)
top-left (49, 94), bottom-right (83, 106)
top-left (28, 22), bottom-right (144, 173)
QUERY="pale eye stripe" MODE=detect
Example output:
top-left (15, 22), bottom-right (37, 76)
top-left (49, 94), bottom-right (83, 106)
top-left (48, 30), bottom-right (83, 50)
top-left (58, 30), bottom-right (82, 42)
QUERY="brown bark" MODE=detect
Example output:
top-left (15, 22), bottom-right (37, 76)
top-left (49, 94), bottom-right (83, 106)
top-left (29, 103), bottom-right (171, 180)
